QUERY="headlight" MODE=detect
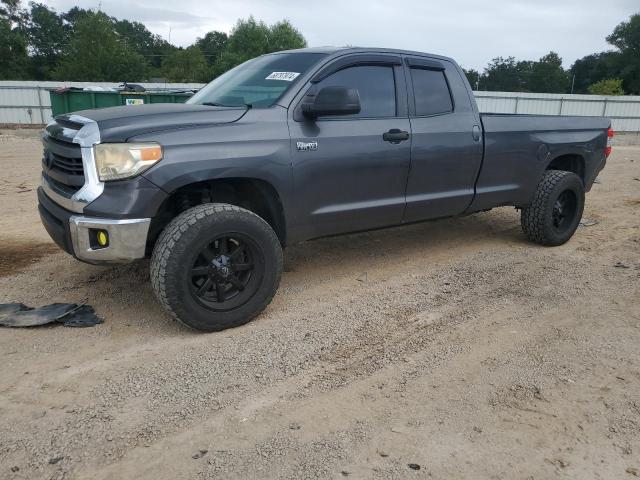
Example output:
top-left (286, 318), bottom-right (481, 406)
top-left (94, 143), bottom-right (163, 181)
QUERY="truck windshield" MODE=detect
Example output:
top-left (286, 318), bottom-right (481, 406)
top-left (188, 52), bottom-right (326, 108)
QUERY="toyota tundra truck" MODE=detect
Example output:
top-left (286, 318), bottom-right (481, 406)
top-left (38, 47), bottom-right (613, 331)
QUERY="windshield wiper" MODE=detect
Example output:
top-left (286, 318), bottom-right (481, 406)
top-left (202, 102), bottom-right (253, 109)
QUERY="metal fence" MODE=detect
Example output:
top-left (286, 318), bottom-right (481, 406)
top-left (474, 91), bottom-right (640, 132)
top-left (0, 81), bottom-right (204, 125)
top-left (2, 81), bottom-right (640, 132)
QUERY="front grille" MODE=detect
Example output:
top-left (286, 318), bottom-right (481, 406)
top-left (49, 152), bottom-right (84, 176)
top-left (42, 124), bottom-right (85, 193)
top-left (43, 172), bottom-right (81, 196)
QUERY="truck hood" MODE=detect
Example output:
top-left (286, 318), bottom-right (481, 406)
top-left (60, 103), bottom-right (248, 143)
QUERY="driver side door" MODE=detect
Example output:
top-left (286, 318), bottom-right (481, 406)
top-left (287, 55), bottom-right (412, 241)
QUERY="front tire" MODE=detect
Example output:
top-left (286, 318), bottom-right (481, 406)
top-left (521, 170), bottom-right (585, 246)
top-left (150, 203), bottom-right (283, 332)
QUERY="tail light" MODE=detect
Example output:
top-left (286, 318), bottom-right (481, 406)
top-left (605, 127), bottom-right (614, 158)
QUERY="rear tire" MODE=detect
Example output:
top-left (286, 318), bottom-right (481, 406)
top-left (521, 170), bottom-right (585, 246)
top-left (150, 203), bottom-right (283, 332)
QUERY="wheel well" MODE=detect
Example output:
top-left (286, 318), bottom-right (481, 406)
top-left (547, 154), bottom-right (585, 184)
top-left (148, 178), bottom-right (287, 253)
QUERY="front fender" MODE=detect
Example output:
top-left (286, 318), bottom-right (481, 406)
top-left (134, 108), bottom-right (294, 219)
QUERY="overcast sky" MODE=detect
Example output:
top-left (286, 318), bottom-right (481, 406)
top-left (46, 0), bottom-right (638, 70)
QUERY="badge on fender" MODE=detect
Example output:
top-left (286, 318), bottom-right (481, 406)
top-left (296, 141), bottom-right (318, 151)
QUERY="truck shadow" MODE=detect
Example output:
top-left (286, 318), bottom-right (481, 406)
top-left (283, 208), bottom-right (525, 275)
top-left (93, 208), bottom-right (525, 300)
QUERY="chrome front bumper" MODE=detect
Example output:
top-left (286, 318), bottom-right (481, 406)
top-left (69, 216), bottom-right (151, 264)
top-left (39, 185), bottom-right (151, 265)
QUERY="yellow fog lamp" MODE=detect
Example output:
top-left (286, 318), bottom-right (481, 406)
top-left (89, 229), bottom-right (109, 248)
top-left (96, 230), bottom-right (108, 247)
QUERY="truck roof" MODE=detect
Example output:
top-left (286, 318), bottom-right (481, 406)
top-left (273, 46), bottom-right (456, 64)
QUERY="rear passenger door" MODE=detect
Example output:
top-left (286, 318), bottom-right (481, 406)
top-left (402, 57), bottom-right (483, 222)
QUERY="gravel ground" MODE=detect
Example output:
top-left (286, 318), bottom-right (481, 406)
top-left (0, 130), bottom-right (639, 480)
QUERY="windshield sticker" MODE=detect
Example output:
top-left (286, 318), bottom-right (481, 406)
top-left (265, 71), bottom-right (300, 81)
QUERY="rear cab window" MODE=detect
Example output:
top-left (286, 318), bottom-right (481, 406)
top-left (409, 67), bottom-right (453, 116)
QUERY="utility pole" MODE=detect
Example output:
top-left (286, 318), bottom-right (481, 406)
top-left (570, 74), bottom-right (575, 94)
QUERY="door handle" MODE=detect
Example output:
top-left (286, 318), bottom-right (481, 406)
top-left (383, 129), bottom-right (410, 144)
top-left (472, 125), bottom-right (481, 141)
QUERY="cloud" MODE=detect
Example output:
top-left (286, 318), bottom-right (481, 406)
top-left (45, 0), bottom-right (638, 69)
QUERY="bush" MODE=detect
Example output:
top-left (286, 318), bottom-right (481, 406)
top-left (587, 78), bottom-right (625, 96)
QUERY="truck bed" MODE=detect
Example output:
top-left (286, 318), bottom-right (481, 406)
top-left (468, 113), bottom-right (611, 211)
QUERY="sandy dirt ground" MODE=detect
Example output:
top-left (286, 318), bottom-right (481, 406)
top-left (0, 130), bottom-right (639, 480)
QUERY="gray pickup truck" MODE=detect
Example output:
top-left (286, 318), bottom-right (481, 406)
top-left (38, 47), bottom-right (613, 331)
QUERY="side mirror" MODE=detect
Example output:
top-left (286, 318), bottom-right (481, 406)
top-left (301, 86), bottom-right (361, 119)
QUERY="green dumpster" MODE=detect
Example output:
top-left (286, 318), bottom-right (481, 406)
top-left (49, 88), bottom-right (195, 117)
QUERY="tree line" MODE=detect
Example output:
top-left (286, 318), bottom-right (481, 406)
top-left (0, 1), bottom-right (306, 83)
top-left (463, 13), bottom-right (639, 95)
top-left (0, 1), bottom-right (638, 95)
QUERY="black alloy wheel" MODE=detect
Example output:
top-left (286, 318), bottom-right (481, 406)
top-left (551, 190), bottom-right (579, 235)
top-left (190, 234), bottom-right (262, 311)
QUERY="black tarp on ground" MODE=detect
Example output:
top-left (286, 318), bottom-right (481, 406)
top-left (0, 303), bottom-right (103, 327)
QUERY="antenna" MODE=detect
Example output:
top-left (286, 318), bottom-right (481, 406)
top-left (165, 27), bottom-right (172, 91)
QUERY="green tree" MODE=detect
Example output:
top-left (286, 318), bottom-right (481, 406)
top-left (267, 19), bottom-right (306, 52)
top-left (161, 46), bottom-right (210, 82)
top-left (607, 13), bottom-right (640, 53)
top-left (0, 0), bottom-right (28, 79)
top-left (26, 3), bottom-right (69, 79)
top-left (606, 13), bottom-right (640, 94)
top-left (462, 68), bottom-right (481, 90)
top-left (527, 52), bottom-right (568, 93)
top-left (214, 16), bottom-right (270, 74)
top-left (54, 11), bottom-right (149, 82)
top-left (0, 0), bottom-right (26, 26)
top-left (0, 17), bottom-right (28, 78)
top-left (61, 6), bottom-right (90, 28)
top-left (482, 57), bottom-right (529, 92)
top-left (226, 17), bottom-right (270, 58)
top-left (196, 30), bottom-right (228, 66)
top-left (115, 19), bottom-right (176, 70)
top-left (588, 78), bottom-right (625, 95)
top-left (569, 52), bottom-right (622, 94)
top-left (213, 17), bottom-right (307, 76)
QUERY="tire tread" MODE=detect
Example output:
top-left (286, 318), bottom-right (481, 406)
top-left (150, 203), bottom-right (282, 331)
top-left (521, 170), bottom-right (583, 246)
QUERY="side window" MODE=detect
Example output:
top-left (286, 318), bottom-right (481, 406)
top-left (316, 65), bottom-right (396, 118)
top-left (410, 68), bottom-right (453, 116)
